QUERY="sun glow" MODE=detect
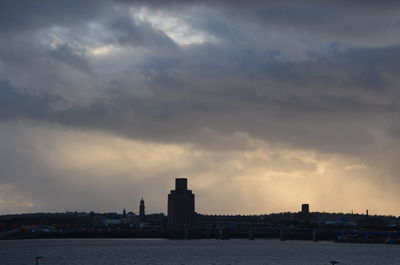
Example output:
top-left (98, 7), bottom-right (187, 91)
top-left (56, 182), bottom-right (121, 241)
top-left (1, 123), bottom-right (399, 215)
top-left (88, 45), bottom-right (120, 56)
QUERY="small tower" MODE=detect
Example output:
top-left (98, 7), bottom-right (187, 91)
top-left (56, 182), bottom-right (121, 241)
top-left (139, 198), bottom-right (146, 222)
top-left (301, 204), bottom-right (310, 214)
top-left (123, 208), bottom-right (127, 217)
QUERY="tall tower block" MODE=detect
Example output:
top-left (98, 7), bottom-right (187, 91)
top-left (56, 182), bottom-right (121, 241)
top-left (167, 178), bottom-right (195, 231)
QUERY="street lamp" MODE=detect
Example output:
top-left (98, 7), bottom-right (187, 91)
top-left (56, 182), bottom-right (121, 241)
top-left (34, 256), bottom-right (45, 265)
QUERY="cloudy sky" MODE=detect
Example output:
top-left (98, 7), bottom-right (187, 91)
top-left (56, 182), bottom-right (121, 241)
top-left (1, 0), bottom-right (400, 216)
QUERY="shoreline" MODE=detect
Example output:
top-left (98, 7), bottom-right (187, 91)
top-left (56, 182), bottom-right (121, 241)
top-left (1, 231), bottom-right (394, 244)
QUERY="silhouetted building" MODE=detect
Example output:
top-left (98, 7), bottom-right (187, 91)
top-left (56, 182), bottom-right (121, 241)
top-left (139, 198), bottom-right (146, 222)
top-left (301, 204), bottom-right (310, 214)
top-left (168, 178), bottom-right (195, 231)
top-left (295, 203), bottom-right (314, 223)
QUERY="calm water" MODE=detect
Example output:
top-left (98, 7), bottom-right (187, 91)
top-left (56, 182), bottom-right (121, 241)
top-left (0, 239), bottom-right (399, 265)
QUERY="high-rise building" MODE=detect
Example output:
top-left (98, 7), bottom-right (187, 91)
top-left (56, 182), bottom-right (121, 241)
top-left (139, 198), bottom-right (146, 222)
top-left (167, 178), bottom-right (195, 231)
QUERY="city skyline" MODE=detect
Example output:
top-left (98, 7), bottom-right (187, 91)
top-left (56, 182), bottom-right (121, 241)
top-left (0, 178), bottom-right (393, 218)
top-left (1, 1), bottom-right (400, 216)
top-left (2, 178), bottom-right (397, 243)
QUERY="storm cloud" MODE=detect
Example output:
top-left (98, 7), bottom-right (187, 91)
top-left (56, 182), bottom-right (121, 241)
top-left (1, 0), bottom-right (400, 215)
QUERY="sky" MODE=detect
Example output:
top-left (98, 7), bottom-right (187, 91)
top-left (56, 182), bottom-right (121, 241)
top-left (1, 0), bottom-right (400, 216)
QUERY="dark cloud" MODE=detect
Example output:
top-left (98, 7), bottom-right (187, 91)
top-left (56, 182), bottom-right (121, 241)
top-left (1, 0), bottom-right (400, 214)
top-left (0, 1), bottom-right (109, 35)
top-left (47, 44), bottom-right (92, 72)
top-left (0, 81), bottom-right (62, 121)
top-left (108, 16), bottom-right (177, 49)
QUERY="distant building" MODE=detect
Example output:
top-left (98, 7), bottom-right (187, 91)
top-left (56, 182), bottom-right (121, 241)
top-left (104, 219), bottom-right (121, 225)
top-left (167, 178), bottom-right (195, 231)
top-left (139, 198), bottom-right (146, 222)
top-left (145, 213), bottom-right (166, 226)
top-left (296, 203), bottom-right (315, 224)
top-left (301, 204), bottom-right (310, 214)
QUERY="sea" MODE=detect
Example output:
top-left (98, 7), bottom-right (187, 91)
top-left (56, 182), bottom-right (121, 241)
top-left (0, 239), bottom-right (399, 265)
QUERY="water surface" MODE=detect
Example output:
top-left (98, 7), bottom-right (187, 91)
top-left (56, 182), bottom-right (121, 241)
top-left (0, 239), bottom-right (398, 265)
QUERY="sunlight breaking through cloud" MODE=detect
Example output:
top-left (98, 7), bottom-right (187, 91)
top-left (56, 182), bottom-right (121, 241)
top-left (131, 7), bottom-right (218, 45)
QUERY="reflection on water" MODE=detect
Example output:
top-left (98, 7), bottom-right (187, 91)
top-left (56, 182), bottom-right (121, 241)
top-left (0, 238), bottom-right (399, 265)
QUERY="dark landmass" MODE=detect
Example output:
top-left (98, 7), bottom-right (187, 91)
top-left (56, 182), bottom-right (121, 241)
top-left (1, 210), bottom-right (399, 243)
top-left (2, 180), bottom-right (399, 243)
